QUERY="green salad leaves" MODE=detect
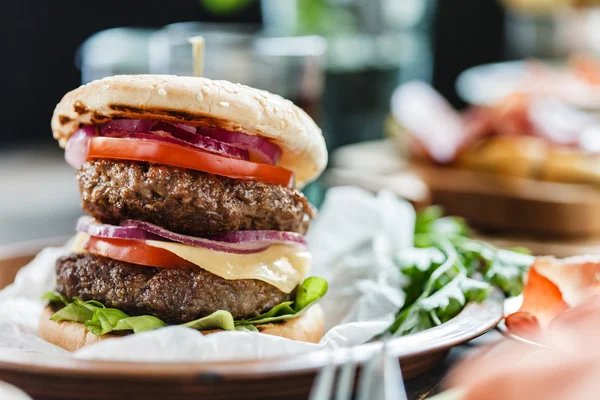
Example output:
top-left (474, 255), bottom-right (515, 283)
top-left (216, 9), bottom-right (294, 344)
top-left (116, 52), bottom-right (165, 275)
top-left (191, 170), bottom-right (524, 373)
top-left (381, 206), bottom-right (534, 338)
top-left (43, 276), bottom-right (328, 336)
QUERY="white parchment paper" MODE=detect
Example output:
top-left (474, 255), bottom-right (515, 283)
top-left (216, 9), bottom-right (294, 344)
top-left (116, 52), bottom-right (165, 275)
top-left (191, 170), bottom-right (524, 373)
top-left (0, 187), bottom-right (415, 362)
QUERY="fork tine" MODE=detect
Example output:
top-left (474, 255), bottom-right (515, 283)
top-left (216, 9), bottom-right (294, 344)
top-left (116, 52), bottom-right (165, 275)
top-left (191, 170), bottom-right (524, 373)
top-left (383, 341), bottom-right (407, 400)
top-left (309, 363), bottom-right (337, 400)
top-left (334, 362), bottom-right (356, 400)
top-left (355, 340), bottom-right (408, 400)
top-left (355, 349), bottom-right (380, 400)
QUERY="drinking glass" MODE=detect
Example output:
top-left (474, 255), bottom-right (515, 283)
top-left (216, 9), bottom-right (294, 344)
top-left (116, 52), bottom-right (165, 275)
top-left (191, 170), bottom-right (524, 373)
top-left (148, 22), bottom-right (327, 122)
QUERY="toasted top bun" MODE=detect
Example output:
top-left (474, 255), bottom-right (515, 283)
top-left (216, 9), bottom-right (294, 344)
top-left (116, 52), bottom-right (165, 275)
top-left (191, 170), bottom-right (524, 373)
top-left (51, 75), bottom-right (327, 187)
top-left (38, 304), bottom-right (324, 352)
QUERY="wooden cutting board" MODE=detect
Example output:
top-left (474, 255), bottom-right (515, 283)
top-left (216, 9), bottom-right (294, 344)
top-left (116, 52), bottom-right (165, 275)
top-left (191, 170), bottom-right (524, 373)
top-left (328, 140), bottom-right (600, 238)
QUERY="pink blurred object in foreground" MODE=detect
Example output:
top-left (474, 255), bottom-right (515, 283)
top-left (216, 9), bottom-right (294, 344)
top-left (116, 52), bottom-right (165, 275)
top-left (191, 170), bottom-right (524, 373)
top-left (450, 294), bottom-right (600, 400)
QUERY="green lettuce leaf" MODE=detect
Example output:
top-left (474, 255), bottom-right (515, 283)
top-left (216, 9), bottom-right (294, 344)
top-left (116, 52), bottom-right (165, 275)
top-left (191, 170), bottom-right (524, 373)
top-left (41, 291), bottom-right (69, 306)
top-left (205, 276), bottom-right (329, 326)
top-left (113, 315), bottom-right (167, 333)
top-left (86, 308), bottom-right (130, 335)
top-left (50, 302), bottom-right (93, 324)
top-left (49, 297), bottom-right (103, 324)
top-left (240, 302), bottom-right (296, 324)
top-left (42, 276), bottom-right (328, 336)
top-left (294, 276), bottom-right (328, 311)
top-left (235, 324), bottom-right (259, 332)
top-left (182, 310), bottom-right (236, 331)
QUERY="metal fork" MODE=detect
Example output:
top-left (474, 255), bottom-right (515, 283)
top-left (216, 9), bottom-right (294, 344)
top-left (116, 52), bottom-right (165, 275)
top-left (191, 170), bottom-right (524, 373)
top-left (309, 339), bottom-right (408, 400)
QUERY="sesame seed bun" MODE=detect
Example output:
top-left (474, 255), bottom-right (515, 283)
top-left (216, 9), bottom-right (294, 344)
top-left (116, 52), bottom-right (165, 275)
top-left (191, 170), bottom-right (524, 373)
top-left (51, 75), bottom-right (327, 187)
top-left (38, 304), bottom-right (325, 352)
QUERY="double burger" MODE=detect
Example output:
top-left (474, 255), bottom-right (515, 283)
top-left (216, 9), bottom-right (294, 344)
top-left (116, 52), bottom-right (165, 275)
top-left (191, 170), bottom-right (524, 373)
top-left (40, 75), bottom-right (328, 351)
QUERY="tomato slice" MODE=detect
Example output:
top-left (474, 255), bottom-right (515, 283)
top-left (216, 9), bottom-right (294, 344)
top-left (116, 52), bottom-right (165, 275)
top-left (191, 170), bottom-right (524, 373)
top-left (84, 236), bottom-right (197, 269)
top-left (87, 137), bottom-right (294, 187)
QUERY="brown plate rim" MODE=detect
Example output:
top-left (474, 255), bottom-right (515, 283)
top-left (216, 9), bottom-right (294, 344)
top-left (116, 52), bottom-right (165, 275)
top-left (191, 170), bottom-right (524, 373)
top-left (0, 237), bottom-right (504, 380)
top-left (496, 320), bottom-right (546, 348)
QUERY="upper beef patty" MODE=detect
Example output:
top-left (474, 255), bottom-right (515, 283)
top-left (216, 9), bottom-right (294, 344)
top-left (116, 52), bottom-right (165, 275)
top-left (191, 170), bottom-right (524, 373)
top-left (56, 253), bottom-right (295, 323)
top-left (78, 160), bottom-right (314, 237)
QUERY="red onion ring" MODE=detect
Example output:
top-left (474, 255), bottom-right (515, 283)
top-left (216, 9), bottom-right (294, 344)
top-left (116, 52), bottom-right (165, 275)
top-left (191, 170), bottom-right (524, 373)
top-left (65, 119), bottom-right (283, 169)
top-left (121, 132), bottom-right (249, 160)
top-left (100, 120), bottom-right (249, 160)
top-left (99, 119), bottom-right (155, 136)
top-left (208, 230), bottom-right (308, 246)
top-left (64, 126), bottom-right (97, 169)
top-left (76, 216), bottom-right (161, 241)
top-left (77, 217), bottom-right (307, 254)
top-left (200, 127), bottom-right (282, 165)
top-left (172, 122), bottom-right (197, 134)
top-left (121, 220), bottom-right (307, 251)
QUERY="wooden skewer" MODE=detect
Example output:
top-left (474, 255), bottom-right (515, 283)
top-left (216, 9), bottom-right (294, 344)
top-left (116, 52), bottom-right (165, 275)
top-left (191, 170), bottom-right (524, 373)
top-left (189, 35), bottom-right (205, 77)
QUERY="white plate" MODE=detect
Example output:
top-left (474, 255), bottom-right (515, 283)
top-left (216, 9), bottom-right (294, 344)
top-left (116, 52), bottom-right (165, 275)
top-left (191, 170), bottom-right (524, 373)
top-left (456, 60), bottom-right (600, 111)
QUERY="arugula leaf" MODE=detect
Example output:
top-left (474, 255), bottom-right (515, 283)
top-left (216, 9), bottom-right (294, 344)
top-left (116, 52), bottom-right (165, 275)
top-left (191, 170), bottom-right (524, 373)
top-left (420, 275), bottom-right (491, 325)
top-left (451, 237), bottom-right (533, 297)
top-left (388, 304), bottom-right (435, 336)
top-left (385, 274), bottom-right (491, 337)
top-left (484, 249), bottom-right (532, 297)
top-left (414, 205), bottom-right (444, 235)
top-left (396, 247), bottom-right (445, 275)
top-left (395, 247), bottom-right (445, 309)
top-left (380, 206), bottom-right (533, 338)
top-left (42, 276), bottom-right (328, 336)
top-left (415, 206), bottom-right (470, 238)
top-left (383, 237), bottom-right (461, 336)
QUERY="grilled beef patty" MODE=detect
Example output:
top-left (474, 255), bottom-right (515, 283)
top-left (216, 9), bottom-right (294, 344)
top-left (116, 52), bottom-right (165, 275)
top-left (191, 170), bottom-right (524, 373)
top-left (77, 160), bottom-right (314, 237)
top-left (56, 253), bottom-right (295, 323)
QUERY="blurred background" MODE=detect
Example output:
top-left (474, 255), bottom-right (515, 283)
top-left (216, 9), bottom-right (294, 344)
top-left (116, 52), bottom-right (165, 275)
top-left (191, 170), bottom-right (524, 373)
top-left (2, 0), bottom-right (600, 244)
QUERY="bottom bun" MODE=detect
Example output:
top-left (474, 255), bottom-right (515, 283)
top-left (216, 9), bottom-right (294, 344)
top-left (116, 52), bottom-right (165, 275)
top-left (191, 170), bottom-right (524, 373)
top-left (38, 304), bottom-right (324, 352)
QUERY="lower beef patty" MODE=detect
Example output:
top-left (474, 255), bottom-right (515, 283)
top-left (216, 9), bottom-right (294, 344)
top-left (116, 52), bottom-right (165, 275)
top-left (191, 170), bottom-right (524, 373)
top-left (56, 253), bottom-right (294, 323)
top-left (78, 160), bottom-right (314, 237)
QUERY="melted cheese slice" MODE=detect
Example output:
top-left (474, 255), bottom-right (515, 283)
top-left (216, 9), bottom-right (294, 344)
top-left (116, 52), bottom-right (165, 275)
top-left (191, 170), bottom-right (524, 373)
top-left (73, 233), bottom-right (311, 294)
top-left (146, 240), bottom-right (310, 293)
